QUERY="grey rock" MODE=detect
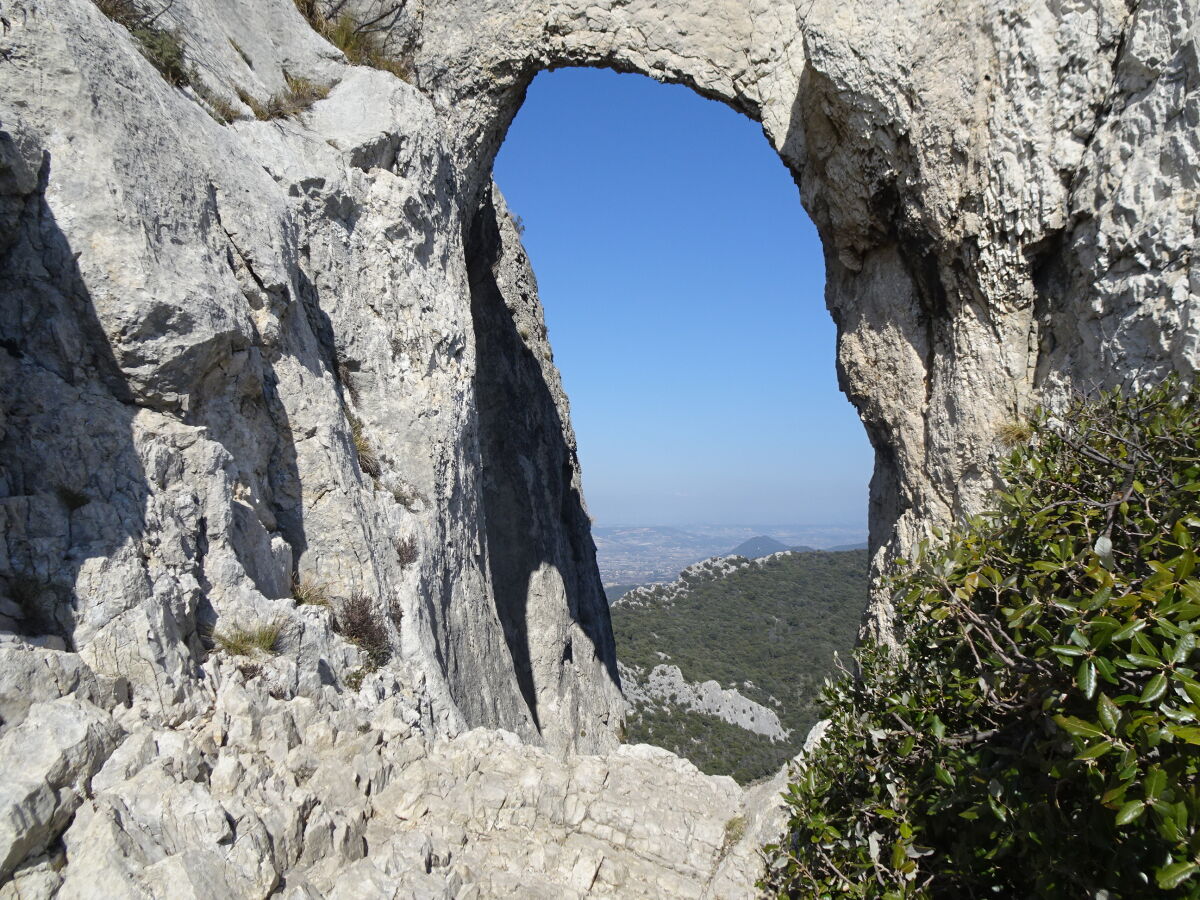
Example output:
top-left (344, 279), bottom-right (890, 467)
top-left (0, 0), bottom-right (1195, 895)
top-left (0, 697), bottom-right (122, 879)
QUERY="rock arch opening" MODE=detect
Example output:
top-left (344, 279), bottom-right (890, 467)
top-left (469, 66), bottom-right (871, 775)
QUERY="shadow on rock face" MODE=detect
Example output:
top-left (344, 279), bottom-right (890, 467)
top-left (466, 186), bottom-right (621, 735)
top-left (0, 132), bottom-right (153, 655)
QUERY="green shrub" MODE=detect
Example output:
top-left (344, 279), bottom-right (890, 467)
top-left (213, 620), bottom-right (284, 656)
top-left (764, 378), bottom-right (1200, 897)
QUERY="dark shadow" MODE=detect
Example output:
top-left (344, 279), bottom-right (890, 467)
top-left (466, 187), bottom-right (621, 730)
top-left (0, 130), bottom-right (152, 651)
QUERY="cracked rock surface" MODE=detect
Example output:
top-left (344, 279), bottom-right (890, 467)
top-left (0, 0), bottom-right (1196, 895)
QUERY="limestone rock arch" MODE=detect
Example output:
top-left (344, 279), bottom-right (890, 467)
top-left (401, 0), bottom-right (1194, 640)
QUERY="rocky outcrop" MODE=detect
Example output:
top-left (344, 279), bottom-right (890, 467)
top-left (0, 667), bottom-right (780, 900)
top-left (0, 0), bottom-right (1196, 894)
top-left (620, 662), bottom-right (789, 742)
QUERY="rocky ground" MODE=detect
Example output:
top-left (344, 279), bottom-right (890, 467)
top-left (0, 647), bottom-right (784, 900)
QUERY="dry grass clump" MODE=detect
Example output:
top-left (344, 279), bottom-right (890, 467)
top-left (996, 419), bottom-right (1034, 447)
top-left (293, 575), bottom-right (331, 607)
top-left (335, 593), bottom-right (391, 669)
top-left (292, 0), bottom-right (413, 80)
top-left (213, 619), bottom-right (283, 656)
top-left (238, 74), bottom-right (330, 121)
top-left (347, 414), bottom-right (381, 479)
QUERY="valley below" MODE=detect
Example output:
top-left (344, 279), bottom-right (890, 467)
top-left (603, 540), bottom-right (869, 783)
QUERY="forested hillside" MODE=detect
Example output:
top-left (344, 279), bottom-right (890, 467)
top-left (611, 550), bottom-right (868, 782)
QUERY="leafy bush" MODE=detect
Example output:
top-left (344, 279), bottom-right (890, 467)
top-left (764, 378), bottom-right (1200, 898)
top-left (213, 620), bottom-right (283, 656)
top-left (336, 593), bottom-right (391, 669)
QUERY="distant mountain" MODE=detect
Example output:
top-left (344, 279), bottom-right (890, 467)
top-left (728, 535), bottom-right (790, 558)
top-left (827, 540), bottom-right (868, 551)
top-left (612, 549), bottom-right (869, 783)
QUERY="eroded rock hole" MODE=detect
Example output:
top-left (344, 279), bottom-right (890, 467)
top-left (484, 68), bottom-right (873, 782)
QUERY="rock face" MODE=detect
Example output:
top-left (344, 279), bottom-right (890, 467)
top-left (0, 0), bottom-right (1196, 894)
top-left (620, 662), bottom-right (789, 742)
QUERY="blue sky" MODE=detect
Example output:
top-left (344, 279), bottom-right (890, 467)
top-left (493, 68), bottom-right (872, 528)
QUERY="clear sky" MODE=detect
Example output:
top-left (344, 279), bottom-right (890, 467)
top-left (493, 68), bottom-right (872, 528)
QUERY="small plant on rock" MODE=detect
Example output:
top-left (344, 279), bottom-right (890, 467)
top-left (336, 593), bottom-right (391, 669)
top-left (92, 0), bottom-right (191, 87)
top-left (239, 73), bottom-right (331, 121)
top-left (292, 0), bottom-right (413, 80)
top-left (213, 620), bottom-right (284, 656)
top-left (996, 418), bottom-right (1033, 447)
top-left (394, 536), bottom-right (418, 569)
top-left (348, 414), bottom-right (381, 479)
top-left (293, 574), bottom-right (331, 607)
top-left (55, 485), bottom-right (90, 511)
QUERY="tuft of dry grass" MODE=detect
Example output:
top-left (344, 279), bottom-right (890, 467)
top-left (293, 575), bottom-right (331, 607)
top-left (213, 619), bottom-right (283, 656)
top-left (335, 593), bottom-right (391, 669)
top-left (238, 74), bottom-right (330, 121)
top-left (348, 414), bottom-right (381, 479)
top-left (996, 420), bottom-right (1033, 448)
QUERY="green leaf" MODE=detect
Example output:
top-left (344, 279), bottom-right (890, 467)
top-left (1077, 659), bottom-right (1097, 699)
top-left (1051, 644), bottom-right (1087, 658)
top-left (1127, 652), bottom-right (1162, 669)
top-left (1172, 633), bottom-right (1197, 665)
top-left (1111, 619), bottom-right (1146, 642)
top-left (1156, 862), bottom-right (1198, 890)
top-left (1075, 739), bottom-right (1113, 760)
top-left (1141, 673), bottom-right (1169, 704)
top-left (1166, 725), bottom-right (1200, 745)
top-left (1053, 715), bottom-right (1105, 739)
top-left (1098, 694), bottom-right (1121, 732)
top-left (1115, 800), bottom-right (1145, 826)
top-left (1144, 767), bottom-right (1167, 800)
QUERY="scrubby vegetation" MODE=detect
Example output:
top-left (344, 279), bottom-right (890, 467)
top-left (765, 378), bottom-right (1200, 898)
top-left (213, 620), bottom-right (283, 656)
top-left (292, 0), bottom-right (413, 79)
top-left (336, 593), bottom-right (391, 669)
top-left (627, 704), bottom-right (801, 784)
top-left (613, 550), bottom-right (868, 782)
top-left (92, 0), bottom-right (190, 86)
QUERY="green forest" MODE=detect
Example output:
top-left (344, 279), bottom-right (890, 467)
top-left (612, 549), bottom-right (869, 782)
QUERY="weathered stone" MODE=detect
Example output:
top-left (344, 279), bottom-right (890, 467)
top-left (0, 0), bottom-right (1196, 894)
